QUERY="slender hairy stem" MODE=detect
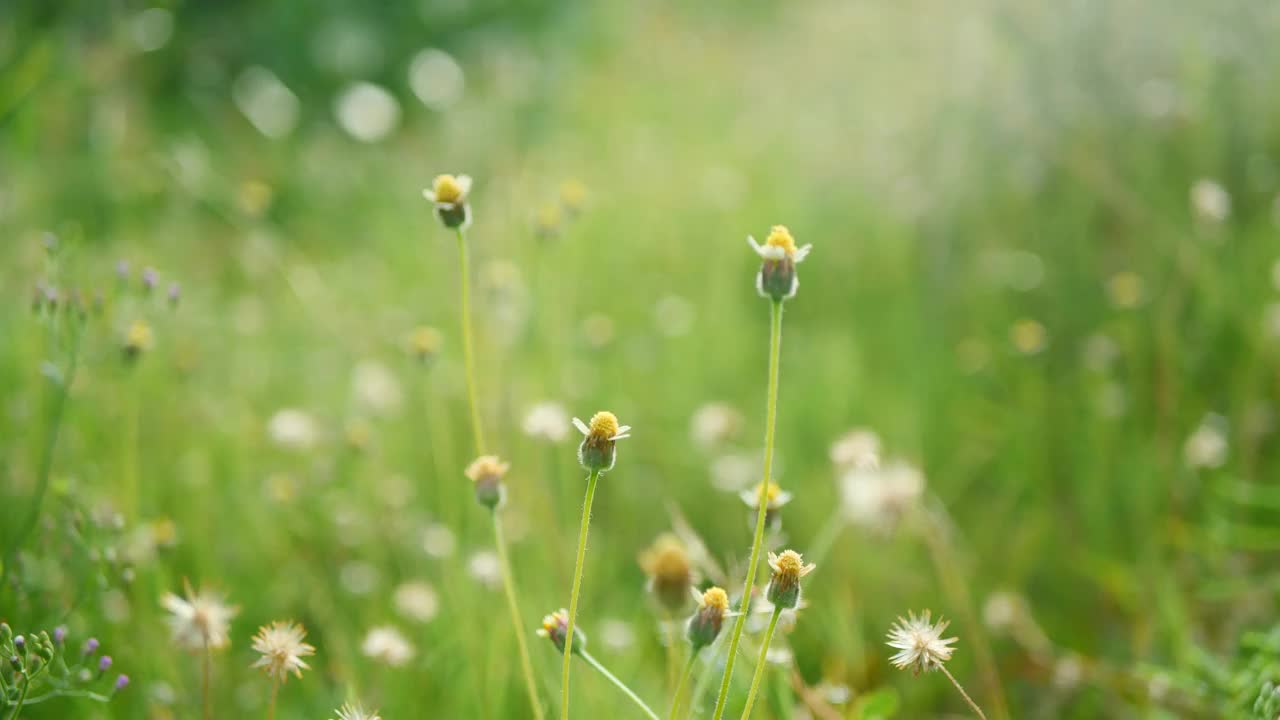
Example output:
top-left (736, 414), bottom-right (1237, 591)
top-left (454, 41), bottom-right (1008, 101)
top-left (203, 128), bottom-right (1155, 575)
top-left (668, 653), bottom-right (697, 720)
top-left (202, 641), bottom-right (212, 720)
top-left (738, 607), bottom-right (782, 720)
top-left (265, 679), bottom-right (279, 720)
top-left (7, 677), bottom-right (30, 720)
top-left (2, 321), bottom-right (82, 588)
top-left (493, 511), bottom-right (546, 720)
top-left (712, 299), bottom-right (784, 720)
top-left (455, 227), bottom-right (486, 455)
top-left (579, 650), bottom-right (661, 720)
top-left (561, 469), bottom-right (601, 719)
top-left (940, 665), bottom-right (989, 720)
top-left (919, 508), bottom-right (1008, 720)
top-left (16, 687), bottom-right (113, 705)
top-left (664, 612), bottom-right (681, 697)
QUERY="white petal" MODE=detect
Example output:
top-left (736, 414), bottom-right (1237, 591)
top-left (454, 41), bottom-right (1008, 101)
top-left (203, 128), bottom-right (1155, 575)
top-left (422, 189), bottom-right (437, 202)
top-left (456, 175), bottom-right (473, 195)
top-left (611, 432), bottom-right (631, 441)
top-left (572, 417), bottom-right (590, 435)
top-left (793, 244), bottom-right (813, 262)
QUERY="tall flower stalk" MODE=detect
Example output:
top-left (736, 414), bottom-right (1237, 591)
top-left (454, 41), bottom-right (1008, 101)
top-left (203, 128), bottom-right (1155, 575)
top-left (738, 551), bottom-right (815, 719)
top-left (713, 225), bottom-right (811, 720)
top-left (428, 173), bottom-right (544, 720)
top-left (561, 412), bottom-right (631, 718)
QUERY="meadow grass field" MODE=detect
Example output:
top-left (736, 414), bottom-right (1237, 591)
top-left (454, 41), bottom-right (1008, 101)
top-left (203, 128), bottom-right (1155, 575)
top-left (4, 1), bottom-right (1280, 718)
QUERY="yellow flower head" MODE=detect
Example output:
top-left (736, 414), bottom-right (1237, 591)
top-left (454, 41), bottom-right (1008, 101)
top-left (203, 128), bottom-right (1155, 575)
top-left (432, 174), bottom-right (465, 205)
top-left (124, 320), bottom-right (154, 354)
top-left (769, 549), bottom-right (815, 580)
top-left (465, 455), bottom-right (510, 483)
top-left (574, 410), bottom-right (631, 472)
top-left (408, 326), bottom-right (443, 360)
top-left (700, 587), bottom-right (729, 612)
top-left (765, 225), bottom-right (798, 257)
top-left (639, 534), bottom-right (692, 611)
top-left (560, 179), bottom-right (587, 211)
top-left (766, 549), bottom-right (816, 609)
top-left (740, 481), bottom-right (793, 510)
top-left (588, 411), bottom-right (620, 440)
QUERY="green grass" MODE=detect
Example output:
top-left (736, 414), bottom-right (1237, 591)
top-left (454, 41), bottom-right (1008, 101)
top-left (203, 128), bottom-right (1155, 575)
top-left (3, 0), bottom-right (1280, 717)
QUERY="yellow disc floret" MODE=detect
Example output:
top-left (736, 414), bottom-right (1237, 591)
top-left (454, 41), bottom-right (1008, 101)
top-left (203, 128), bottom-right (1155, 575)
top-left (432, 174), bottom-right (465, 204)
top-left (765, 225), bottom-right (798, 258)
top-left (125, 320), bottom-right (154, 353)
top-left (701, 587), bottom-right (729, 612)
top-left (588, 411), bottom-right (620, 440)
top-left (757, 481), bottom-right (782, 504)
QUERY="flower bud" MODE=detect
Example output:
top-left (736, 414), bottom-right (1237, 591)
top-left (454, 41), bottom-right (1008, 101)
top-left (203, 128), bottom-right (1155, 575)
top-left (12, 636), bottom-right (22, 652)
top-left (748, 226), bottom-right (812, 303)
top-left (423, 174), bottom-right (473, 230)
top-left (536, 609), bottom-right (586, 655)
top-left (99, 655), bottom-right (113, 672)
top-left (114, 674), bottom-right (130, 692)
top-left (123, 320), bottom-right (154, 360)
top-left (765, 550), bottom-right (816, 610)
top-left (639, 535), bottom-right (693, 614)
top-left (686, 587), bottom-right (730, 651)
top-left (573, 411), bottom-right (631, 474)
top-left (0, 623), bottom-right (10, 645)
top-left (83, 637), bottom-right (99, 656)
top-left (54, 626), bottom-right (67, 646)
top-left (464, 455), bottom-right (510, 510)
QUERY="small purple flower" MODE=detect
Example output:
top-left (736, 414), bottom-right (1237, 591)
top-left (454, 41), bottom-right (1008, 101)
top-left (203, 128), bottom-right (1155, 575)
top-left (116, 260), bottom-right (130, 280)
top-left (13, 635), bottom-right (24, 650)
top-left (142, 267), bottom-right (158, 291)
top-left (83, 637), bottom-right (99, 655)
top-left (113, 674), bottom-right (129, 691)
top-left (54, 626), bottom-right (67, 646)
top-left (167, 282), bottom-right (181, 307)
top-left (98, 655), bottom-right (112, 672)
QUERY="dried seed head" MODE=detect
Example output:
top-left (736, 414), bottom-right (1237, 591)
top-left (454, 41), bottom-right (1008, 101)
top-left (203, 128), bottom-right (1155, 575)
top-left (250, 621), bottom-right (315, 682)
top-left (573, 411), bottom-right (632, 473)
top-left (536, 609), bottom-right (586, 655)
top-left (765, 550), bottom-right (815, 609)
top-left (464, 455), bottom-right (510, 510)
top-left (686, 586), bottom-right (730, 651)
top-left (887, 610), bottom-right (957, 675)
top-left (639, 534), bottom-right (693, 613)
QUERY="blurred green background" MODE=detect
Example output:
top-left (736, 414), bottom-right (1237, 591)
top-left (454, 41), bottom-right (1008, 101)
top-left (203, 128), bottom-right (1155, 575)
top-left (4, 0), bottom-right (1280, 717)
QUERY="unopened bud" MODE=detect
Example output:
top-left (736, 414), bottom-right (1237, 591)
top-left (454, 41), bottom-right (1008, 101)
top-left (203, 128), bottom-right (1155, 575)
top-left (464, 456), bottom-right (510, 510)
top-left (536, 609), bottom-right (586, 655)
top-left (687, 587), bottom-right (730, 651)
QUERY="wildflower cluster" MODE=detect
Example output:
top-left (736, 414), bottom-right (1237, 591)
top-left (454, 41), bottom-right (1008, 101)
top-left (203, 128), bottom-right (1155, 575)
top-left (0, 622), bottom-right (127, 716)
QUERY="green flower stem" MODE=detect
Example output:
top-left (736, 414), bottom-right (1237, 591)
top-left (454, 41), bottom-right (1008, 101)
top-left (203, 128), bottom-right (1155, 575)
top-left (493, 510), bottom-right (546, 720)
top-left (7, 678), bottom-right (30, 720)
top-left (202, 642), bottom-right (212, 720)
top-left (940, 665), bottom-right (989, 720)
top-left (456, 227), bottom-right (486, 455)
top-left (737, 607), bottom-right (782, 720)
top-left (2, 320), bottom-right (82, 589)
top-left (579, 649), bottom-right (660, 720)
top-left (265, 678), bottom-right (278, 720)
top-left (15, 687), bottom-right (113, 706)
top-left (668, 653), bottom-right (697, 720)
top-left (712, 299), bottom-right (784, 720)
top-left (561, 469), bottom-right (601, 719)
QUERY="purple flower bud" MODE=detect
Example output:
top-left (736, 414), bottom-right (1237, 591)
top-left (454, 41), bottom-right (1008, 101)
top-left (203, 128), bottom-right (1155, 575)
top-left (114, 674), bottom-right (129, 691)
top-left (98, 655), bottom-right (112, 672)
top-left (54, 626), bottom-right (67, 645)
top-left (167, 282), bottom-right (181, 306)
top-left (83, 638), bottom-right (99, 655)
top-left (116, 260), bottom-right (130, 280)
top-left (142, 267), bottom-right (158, 291)
top-left (13, 636), bottom-right (24, 650)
